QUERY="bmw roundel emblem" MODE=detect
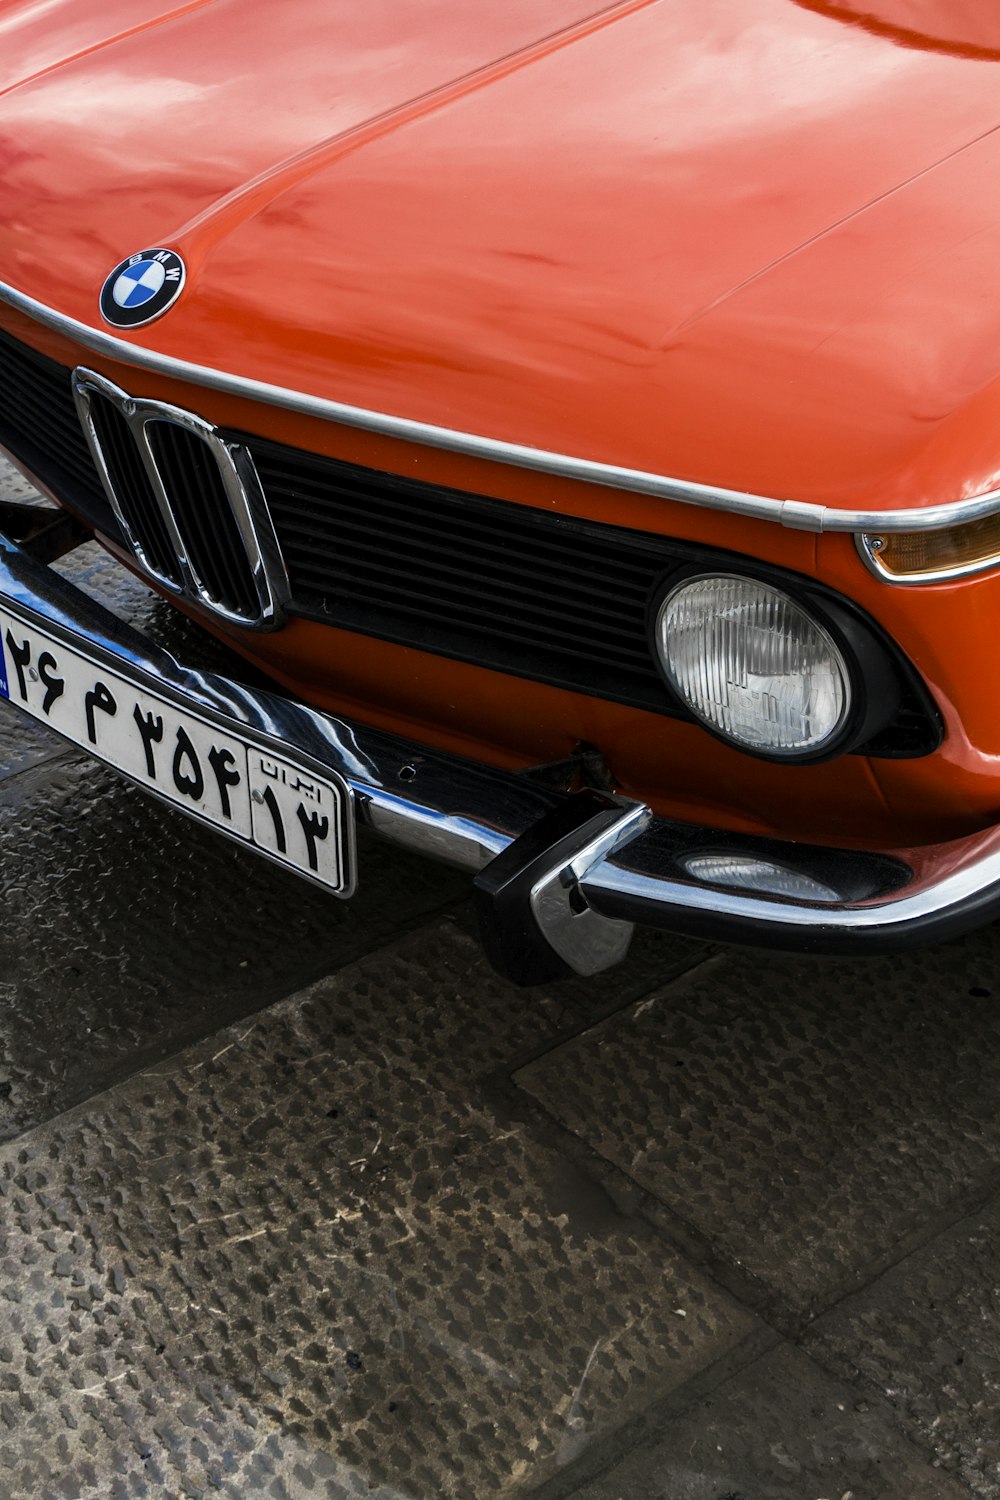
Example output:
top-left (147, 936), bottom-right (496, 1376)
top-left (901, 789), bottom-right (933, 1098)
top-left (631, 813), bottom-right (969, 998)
top-left (100, 248), bottom-right (186, 329)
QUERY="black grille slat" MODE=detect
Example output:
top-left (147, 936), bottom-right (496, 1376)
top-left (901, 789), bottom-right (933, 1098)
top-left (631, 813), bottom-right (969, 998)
top-left (88, 395), bottom-right (181, 585)
top-left (288, 559), bottom-right (652, 655)
top-left (288, 584), bottom-right (656, 678)
top-left (272, 502), bottom-right (654, 604)
top-left (146, 425), bottom-right (219, 588)
top-left (145, 422), bottom-right (258, 618)
top-left (275, 516), bottom-right (654, 644)
top-left (248, 452), bottom-right (668, 565)
top-left (263, 475), bottom-right (655, 589)
top-left (288, 567), bottom-right (654, 667)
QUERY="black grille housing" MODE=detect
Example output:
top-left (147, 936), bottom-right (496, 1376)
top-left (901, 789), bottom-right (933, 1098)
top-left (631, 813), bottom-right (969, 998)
top-left (247, 434), bottom-right (671, 713)
top-left (0, 326), bottom-right (940, 756)
top-left (0, 325), bottom-right (118, 536)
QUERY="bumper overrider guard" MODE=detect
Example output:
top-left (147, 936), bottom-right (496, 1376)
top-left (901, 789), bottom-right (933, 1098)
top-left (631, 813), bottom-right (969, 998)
top-left (2, 513), bottom-right (1000, 980)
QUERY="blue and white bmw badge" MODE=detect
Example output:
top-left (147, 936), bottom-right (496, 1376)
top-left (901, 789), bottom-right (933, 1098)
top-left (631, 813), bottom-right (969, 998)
top-left (100, 248), bottom-right (186, 329)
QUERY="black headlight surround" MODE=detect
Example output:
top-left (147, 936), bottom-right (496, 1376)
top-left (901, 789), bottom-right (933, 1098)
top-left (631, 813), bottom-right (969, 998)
top-left (646, 555), bottom-right (941, 766)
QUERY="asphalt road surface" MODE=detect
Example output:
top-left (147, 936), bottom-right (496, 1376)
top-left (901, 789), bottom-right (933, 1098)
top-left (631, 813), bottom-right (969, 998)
top-left (1, 453), bottom-right (999, 1500)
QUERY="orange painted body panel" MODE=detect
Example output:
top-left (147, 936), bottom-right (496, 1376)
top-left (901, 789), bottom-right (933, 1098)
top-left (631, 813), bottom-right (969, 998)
top-left (5, 0), bottom-right (1000, 509)
top-left (3, 0), bottom-right (1000, 853)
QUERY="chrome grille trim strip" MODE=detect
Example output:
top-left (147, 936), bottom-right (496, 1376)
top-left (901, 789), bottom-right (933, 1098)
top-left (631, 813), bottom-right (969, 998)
top-left (73, 375), bottom-right (186, 592)
top-left (2, 279), bottom-right (998, 537)
top-left (71, 368), bottom-right (290, 629)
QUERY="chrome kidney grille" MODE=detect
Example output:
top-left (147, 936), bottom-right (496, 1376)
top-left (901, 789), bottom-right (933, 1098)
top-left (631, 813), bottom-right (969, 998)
top-left (71, 369), bottom-right (289, 629)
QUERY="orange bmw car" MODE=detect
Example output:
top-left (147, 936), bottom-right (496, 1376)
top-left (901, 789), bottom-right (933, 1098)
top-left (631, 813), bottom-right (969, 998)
top-left (2, 0), bottom-right (999, 982)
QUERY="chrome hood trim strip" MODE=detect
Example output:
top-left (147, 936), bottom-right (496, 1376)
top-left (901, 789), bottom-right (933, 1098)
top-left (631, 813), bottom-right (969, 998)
top-left (3, 279), bottom-right (998, 537)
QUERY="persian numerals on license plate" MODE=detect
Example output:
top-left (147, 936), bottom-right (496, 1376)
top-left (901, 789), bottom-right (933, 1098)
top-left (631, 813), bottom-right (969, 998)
top-left (0, 608), bottom-right (352, 894)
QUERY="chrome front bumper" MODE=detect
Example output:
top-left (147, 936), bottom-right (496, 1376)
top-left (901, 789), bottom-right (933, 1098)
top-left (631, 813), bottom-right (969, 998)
top-left (2, 518), bottom-right (999, 981)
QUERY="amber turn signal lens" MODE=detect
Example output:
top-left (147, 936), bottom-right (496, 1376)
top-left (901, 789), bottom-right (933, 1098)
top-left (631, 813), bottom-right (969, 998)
top-left (863, 514), bottom-right (1000, 580)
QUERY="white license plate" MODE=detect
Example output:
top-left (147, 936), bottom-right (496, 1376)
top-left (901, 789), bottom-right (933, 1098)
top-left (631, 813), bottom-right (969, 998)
top-left (0, 607), bottom-right (354, 895)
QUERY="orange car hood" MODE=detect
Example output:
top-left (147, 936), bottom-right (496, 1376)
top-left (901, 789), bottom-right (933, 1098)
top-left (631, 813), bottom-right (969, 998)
top-left (3, 0), bottom-right (1000, 512)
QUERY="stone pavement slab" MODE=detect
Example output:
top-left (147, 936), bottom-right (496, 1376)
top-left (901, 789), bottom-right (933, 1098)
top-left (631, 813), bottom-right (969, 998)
top-left (0, 701), bottom-right (65, 782)
top-left (0, 458), bottom-right (44, 503)
top-left (565, 1343), bottom-right (967, 1500)
top-left (0, 923), bottom-right (755, 1500)
top-left (805, 1197), bottom-right (1000, 1500)
top-left (516, 944), bottom-right (1000, 1319)
top-left (0, 749), bottom-right (468, 1142)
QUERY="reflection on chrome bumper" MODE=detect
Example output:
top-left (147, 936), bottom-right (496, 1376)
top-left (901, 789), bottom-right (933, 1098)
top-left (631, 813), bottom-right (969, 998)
top-left (0, 521), bottom-right (997, 981)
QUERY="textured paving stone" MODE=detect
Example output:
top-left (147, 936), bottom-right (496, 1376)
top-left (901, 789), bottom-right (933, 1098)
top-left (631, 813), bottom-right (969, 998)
top-left (0, 756), bottom-right (469, 1143)
top-left (0, 700), bottom-right (66, 781)
top-left (568, 1343), bottom-right (967, 1500)
top-left (0, 455), bottom-right (45, 503)
top-left (0, 924), bottom-right (755, 1500)
top-left (516, 941), bottom-right (1000, 1317)
top-left (805, 1197), bottom-right (1000, 1500)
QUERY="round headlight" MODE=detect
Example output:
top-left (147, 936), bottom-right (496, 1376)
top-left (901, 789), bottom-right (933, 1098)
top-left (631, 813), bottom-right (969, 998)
top-left (655, 574), bottom-right (851, 757)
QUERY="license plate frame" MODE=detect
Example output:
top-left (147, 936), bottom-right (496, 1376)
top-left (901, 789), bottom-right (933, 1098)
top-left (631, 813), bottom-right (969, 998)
top-left (0, 601), bottom-right (356, 897)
